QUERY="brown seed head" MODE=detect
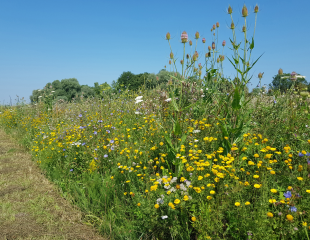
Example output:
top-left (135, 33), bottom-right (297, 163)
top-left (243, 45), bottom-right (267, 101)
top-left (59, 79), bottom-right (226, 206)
top-left (202, 38), bottom-right (206, 43)
top-left (278, 68), bottom-right (283, 75)
top-left (227, 5), bottom-right (233, 14)
top-left (213, 24), bottom-right (216, 30)
top-left (222, 40), bottom-right (226, 46)
top-left (216, 22), bottom-right (220, 28)
top-left (170, 52), bottom-right (174, 59)
top-left (186, 54), bottom-right (190, 59)
top-left (181, 31), bottom-right (188, 43)
top-left (169, 60), bottom-right (171, 65)
top-left (258, 72), bottom-right (264, 79)
top-left (195, 31), bottom-right (200, 39)
top-left (180, 60), bottom-right (184, 65)
top-left (242, 5), bottom-right (248, 17)
top-left (212, 42), bottom-right (215, 50)
top-left (220, 55), bottom-right (225, 61)
top-left (242, 25), bottom-right (246, 32)
top-left (189, 40), bottom-right (192, 46)
top-left (254, 4), bottom-right (259, 13)
top-left (166, 32), bottom-right (171, 40)
top-left (217, 58), bottom-right (220, 63)
top-left (208, 46), bottom-right (211, 51)
top-left (230, 22), bottom-right (235, 29)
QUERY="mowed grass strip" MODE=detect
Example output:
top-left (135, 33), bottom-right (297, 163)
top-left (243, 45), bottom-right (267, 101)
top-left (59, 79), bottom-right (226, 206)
top-left (0, 129), bottom-right (106, 240)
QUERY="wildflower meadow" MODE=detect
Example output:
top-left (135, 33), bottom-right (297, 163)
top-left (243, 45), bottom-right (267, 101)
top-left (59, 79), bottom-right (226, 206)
top-left (1, 4), bottom-right (310, 240)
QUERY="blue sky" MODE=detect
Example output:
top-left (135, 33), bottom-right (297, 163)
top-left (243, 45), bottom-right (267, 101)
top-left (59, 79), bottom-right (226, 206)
top-left (1, 0), bottom-right (309, 104)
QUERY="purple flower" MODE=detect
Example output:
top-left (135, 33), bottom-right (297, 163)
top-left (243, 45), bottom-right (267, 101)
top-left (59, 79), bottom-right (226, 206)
top-left (82, 142), bottom-right (85, 146)
top-left (110, 140), bottom-right (114, 143)
top-left (306, 152), bottom-right (310, 156)
top-left (111, 113), bottom-right (113, 116)
top-left (95, 157), bottom-right (98, 160)
top-left (111, 147), bottom-right (114, 150)
top-left (274, 100), bottom-right (277, 104)
top-left (307, 160), bottom-right (310, 165)
top-left (284, 191), bottom-right (292, 198)
top-left (298, 152), bottom-right (304, 157)
top-left (70, 169), bottom-right (73, 172)
top-left (78, 114), bottom-right (82, 117)
top-left (63, 149), bottom-right (66, 151)
top-left (98, 120), bottom-right (103, 123)
top-left (106, 130), bottom-right (110, 133)
top-left (289, 206), bottom-right (297, 212)
top-left (104, 154), bottom-right (108, 158)
top-left (94, 131), bottom-right (97, 135)
top-left (111, 127), bottom-right (115, 129)
top-left (79, 126), bottom-right (84, 129)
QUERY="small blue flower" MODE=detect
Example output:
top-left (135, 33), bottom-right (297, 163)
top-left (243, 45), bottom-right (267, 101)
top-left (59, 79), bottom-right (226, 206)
top-left (63, 149), bottom-right (66, 151)
top-left (306, 152), bottom-right (310, 156)
top-left (298, 152), bottom-right (304, 157)
top-left (94, 131), bottom-right (97, 135)
top-left (79, 126), bottom-right (84, 129)
top-left (111, 147), bottom-right (114, 150)
top-left (70, 169), bottom-right (73, 172)
top-left (104, 154), bottom-right (108, 158)
top-left (274, 100), bottom-right (277, 104)
top-left (289, 206), bottom-right (297, 212)
top-left (106, 130), bottom-right (110, 133)
top-left (110, 140), bottom-right (114, 143)
top-left (95, 157), bottom-right (98, 160)
top-left (284, 191), bottom-right (292, 198)
top-left (78, 114), bottom-right (82, 117)
top-left (98, 120), bottom-right (103, 123)
top-left (82, 142), bottom-right (86, 146)
top-left (95, 148), bottom-right (97, 151)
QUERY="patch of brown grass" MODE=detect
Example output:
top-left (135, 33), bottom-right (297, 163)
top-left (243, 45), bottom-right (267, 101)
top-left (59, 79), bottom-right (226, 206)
top-left (0, 129), bottom-right (107, 240)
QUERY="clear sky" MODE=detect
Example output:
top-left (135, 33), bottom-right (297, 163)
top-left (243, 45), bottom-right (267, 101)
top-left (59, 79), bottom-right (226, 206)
top-left (1, 0), bottom-right (309, 104)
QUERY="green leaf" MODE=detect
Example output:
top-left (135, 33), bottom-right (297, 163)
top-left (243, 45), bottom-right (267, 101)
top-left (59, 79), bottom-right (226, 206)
top-left (173, 121), bottom-right (182, 136)
top-left (250, 37), bottom-right (254, 50)
top-left (232, 87), bottom-right (241, 110)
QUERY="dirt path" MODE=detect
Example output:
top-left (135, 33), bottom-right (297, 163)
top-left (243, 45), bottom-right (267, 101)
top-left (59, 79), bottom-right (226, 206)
top-left (0, 129), bottom-right (106, 240)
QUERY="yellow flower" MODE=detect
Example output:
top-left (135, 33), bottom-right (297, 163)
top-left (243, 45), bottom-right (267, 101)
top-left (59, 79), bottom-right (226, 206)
top-left (302, 222), bottom-right (307, 227)
top-left (159, 142), bottom-right (164, 146)
top-left (287, 186), bottom-right (293, 190)
top-left (245, 201), bottom-right (250, 206)
top-left (306, 190), bottom-right (310, 193)
top-left (270, 170), bottom-right (276, 175)
top-left (206, 196), bottom-right (212, 200)
top-left (254, 154), bottom-right (259, 158)
top-left (210, 190), bottom-right (215, 195)
top-left (297, 177), bottom-right (303, 181)
top-left (235, 202), bottom-right (241, 207)
top-left (191, 216), bottom-right (196, 222)
top-left (198, 176), bottom-right (203, 180)
top-left (183, 195), bottom-right (189, 201)
top-left (269, 199), bottom-right (277, 203)
top-left (270, 189), bottom-right (277, 193)
top-left (137, 203), bottom-right (141, 206)
top-left (168, 202), bottom-right (175, 209)
top-left (167, 191), bottom-right (171, 195)
top-left (253, 175), bottom-right (259, 179)
top-left (124, 192), bottom-right (127, 195)
top-left (145, 190), bottom-right (149, 193)
top-left (174, 199), bottom-right (181, 205)
top-left (126, 180), bottom-right (131, 183)
top-left (254, 184), bottom-right (261, 189)
top-left (286, 214), bottom-right (293, 221)
top-left (110, 176), bottom-right (114, 180)
top-left (154, 204), bottom-right (159, 209)
top-left (267, 212), bottom-right (273, 218)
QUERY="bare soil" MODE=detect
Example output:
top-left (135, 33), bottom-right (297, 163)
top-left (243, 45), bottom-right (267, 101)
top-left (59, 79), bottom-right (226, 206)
top-left (0, 129), bottom-right (106, 240)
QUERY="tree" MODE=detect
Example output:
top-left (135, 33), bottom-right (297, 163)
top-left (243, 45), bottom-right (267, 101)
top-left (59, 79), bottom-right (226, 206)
top-left (60, 78), bottom-right (81, 100)
top-left (268, 73), bottom-right (308, 94)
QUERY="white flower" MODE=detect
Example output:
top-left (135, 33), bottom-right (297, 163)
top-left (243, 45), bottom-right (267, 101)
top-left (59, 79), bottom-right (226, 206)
top-left (135, 111), bottom-right (142, 114)
top-left (161, 215), bottom-right (168, 219)
top-left (135, 100), bottom-right (143, 104)
top-left (165, 98), bottom-right (171, 102)
top-left (180, 184), bottom-right (187, 191)
top-left (135, 96), bottom-right (143, 100)
top-left (306, 125), bottom-right (308, 128)
top-left (201, 95), bottom-right (205, 97)
top-left (194, 139), bottom-right (199, 142)
top-left (170, 187), bottom-right (176, 192)
top-left (156, 198), bottom-right (164, 204)
top-left (193, 130), bottom-right (200, 133)
top-left (185, 180), bottom-right (191, 187)
top-left (38, 89), bottom-right (41, 91)
top-left (51, 91), bottom-right (55, 93)
top-left (38, 96), bottom-right (42, 98)
top-left (132, 162), bottom-right (136, 166)
top-left (164, 184), bottom-right (171, 189)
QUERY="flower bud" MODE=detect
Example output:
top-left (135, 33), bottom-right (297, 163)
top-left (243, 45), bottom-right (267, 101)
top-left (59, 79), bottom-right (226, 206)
top-left (216, 22), bottom-right (219, 28)
top-left (212, 42), bottom-right (215, 50)
top-left (169, 60), bottom-right (171, 65)
top-left (195, 31), bottom-right (200, 39)
top-left (202, 38), bottom-right (206, 43)
top-left (166, 32), bottom-right (171, 40)
top-left (180, 60), bottom-right (184, 65)
top-left (254, 4), bottom-right (259, 13)
top-left (258, 72), bottom-right (264, 79)
top-left (186, 54), bottom-right (190, 59)
top-left (189, 40), bottom-right (192, 46)
top-left (242, 5), bottom-right (248, 17)
top-left (194, 51), bottom-right (199, 58)
top-left (193, 54), bottom-right (197, 62)
top-left (222, 40), bottom-right (226, 46)
top-left (170, 52), bottom-right (174, 59)
top-left (213, 24), bottom-right (216, 30)
top-left (211, 28), bottom-right (213, 32)
top-left (227, 5), bottom-right (233, 14)
top-left (230, 22), bottom-right (235, 29)
top-left (217, 58), bottom-right (220, 63)
top-left (220, 55), bottom-right (225, 61)
top-left (208, 46), bottom-right (211, 51)
top-left (278, 68), bottom-right (283, 75)
top-left (181, 31), bottom-right (188, 43)
top-left (290, 71), bottom-right (297, 81)
top-left (242, 25), bottom-right (246, 32)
